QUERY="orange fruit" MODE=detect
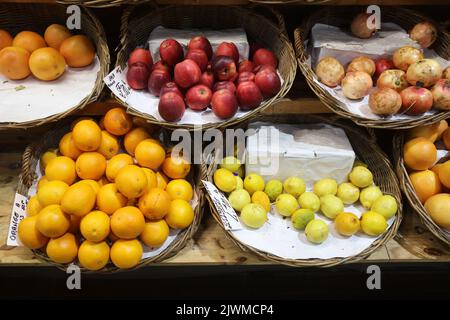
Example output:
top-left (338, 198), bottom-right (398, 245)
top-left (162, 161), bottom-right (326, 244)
top-left (26, 195), bottom-right (43, 216)
top-left (403, 137), bottom-right (437, 171)
top-left (115, 165), bottom-right (148, 199)
top-left (29, 47), bottom-right (66, 81)
top-left (37, 180), bottom-right (69, 206)
top-left (44, 24), bottom-right (71, 50)
top-left (96, 183), bottom-right (127, 215)
top-left (70, 117), bottom-right (94, 130)
top-left (106, 153), bottom-right (134, 182)
top-left (39, 148), bottom-right (58, 173)
top-left (162, 155), bottom-right (191, 179)
top-left (0, 46), bottom-right (31, 80)
top-left (165, 199), bottom-right (194, 229)
top-left (37, 176), bottom-right (49, 190)
top-left (68, 214), bottom-right (81, 234)
top-left (140, 219), bottom-right (169, 248)
top-left (45, 156), bottom-right (76, 185)
top-left (103, 107), bottom-right (133, 136)
top-left (75, 152), bottom-right (106, 180)
top-left (124, 127), bottom-right (150, 156)
top-left (36, 204), bottom-right (70, 238)
top-left (156, 171), bottom-right (169, 190)
top-left (61, 182), bottom-right (96, 217)
top-left (138, 188), bottom-right (171, 220)
top-left (77, 179), bottom-right (100, 195)
top-left (13, 31), bottom-right (46, 53)
top-left (0, 29), bottom-right (13, 50)
top-left (72, 119), bottom-right (102, 152)
top-left (437, 160), bottom-right (450, 189)
top-left (110, 206), bottom-right (145, 239)
top-left (135, 139), bottom-right (166, 170)
top-left (424, 193), bottom-right (450, 229)
top-left (97, 131), bottom-right (120, 160)
top-left (46, 233), bottom-right (78, 264)
top-left (334, 212), bottom-right (360, 236)
top-left (59, 132), bottom-right (82, 160)
top-left (409, 170), bottom-right (442, 204)
top-left (78, 240), bottom-right (110, 271)
top-left (407, 120), bottom-right (448, 143)
top-left (110, 239), bottom-right (143, 269)
top-left (142, 168), bottom-right (158, 191)
top-left (443, 128), bottom-right (450, 151)
top-left (18, 215), bottom-right (48, 249)
top-left (59, 35), bottom-right (95, 68)
top-left (80, 210), bottom-right (110, 242)
top-left (166, 179), bottom-right (193, 201)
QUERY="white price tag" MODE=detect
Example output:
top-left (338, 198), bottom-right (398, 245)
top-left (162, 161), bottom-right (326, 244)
top-left (202, 180), bottom-right (243, 231)
top-left (6, 193), bottom-right (28, 247)
top-left (104, 66), bottom-right (132, 102)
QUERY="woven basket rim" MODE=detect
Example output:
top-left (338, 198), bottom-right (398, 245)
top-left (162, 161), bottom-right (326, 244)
top-left (393, 133), bottom-right (450, 245)
top-left (16, 120), bottom-right (205, 273)
top-left (0, 3), bottom-right (110, 130)
top-left (204, 114), bottom-right (403, 267)
top-left (113, 4), bottom-right (297, 131)
top-left (293, 6), bottom-right (450, 130)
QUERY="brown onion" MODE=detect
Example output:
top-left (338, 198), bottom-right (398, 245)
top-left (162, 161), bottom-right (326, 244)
top-left (347, 56), bottom-right (376, 76)
top-left (377, 69), bottom-right (409, 92)
top-left (406, 59), bottom-right (442, 87)
top-left (393, 46), bottom-right (424, 71)
top-left (315, 56), bottom-right (345, 87)
top-left (409, 22), bottom-right (437, 48)
top-left (351, 13), bottom-right (376, 39)
top-left (341, 71), bottom-right (373, 99)
top-left (369, 87), bottom-right (402, 116)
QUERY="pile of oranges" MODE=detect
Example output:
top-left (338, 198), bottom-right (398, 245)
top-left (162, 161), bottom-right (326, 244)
top-left (0, 24), bottom-right (95, 82)
top-left (403, 120), bottom-right (450, 230)
top-left (18, 107), bottom-right (195, 271)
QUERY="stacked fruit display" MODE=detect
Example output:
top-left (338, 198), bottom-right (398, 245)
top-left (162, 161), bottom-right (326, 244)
top-left (0, 25), bottom-right (95, 81)
top-left (315, 17), bottom-right (449, 116)
top-left (213, 156), bottom-right (397, 244)
top-left (403, 120), bottom-right (450, 231)
top-left (18, 107), bottom-right (195, 271)
top-left (126, 36), bottom-right (281, 122)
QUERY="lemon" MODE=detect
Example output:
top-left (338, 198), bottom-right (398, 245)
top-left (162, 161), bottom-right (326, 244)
top-left (228, 189), bottom-right (251, 212)
top-left (305, 219), bottom-right (329, 244)
top-left (243, 173), bottom-right (265, 195)
top-left (320, 194), bottom-right (344, 219)
top-left (283, 177), bottom-right (306, 198)
top-left (291, 209), bottom-right (315, 230)
top-left (264, 179), bottom-right (283, 202)
top-left (313, 178), bottom-right (338, 197)
top-left (349, 166), bottom-right (373, 188)
top-left (360, 211), bottom-right (387, 236)
top-left (214, 168), bottom-right (237, 193)
top-left (235, 175), bottom-right (244, 190)
top-left (359, 186), bottom-right (383, 209)
top-left (220, 156), bottom-right (241, 172)
top-left (334, 212), bottom-right (360, 236)
top-left (251, 191), bottom-right (271, 212)
top-left (275, 194), bottom-right (299, 217)
top-left (298, 192), bottom-right (320, 212)
top-left (371, 195), bottom-right (398, 219)
top-left (353, 160), bottom-right (368, 168)
top-left (240, 203), bottom-right (267, 229)
top-left (337, 182), bottom-right (360, 204)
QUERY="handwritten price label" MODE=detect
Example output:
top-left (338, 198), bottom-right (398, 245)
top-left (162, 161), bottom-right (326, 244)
top-left (7, 193), bottom-right (28, 246)
top-left (104, 66), bottom-right (132, 102)
top-left (202, 180), bottom-right (243, 231)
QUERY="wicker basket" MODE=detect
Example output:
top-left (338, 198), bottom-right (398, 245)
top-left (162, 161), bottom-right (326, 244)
top-left (203, 114), bottom-right (403, 267)
top-left (115, 4), bottom-right (296, 130)
top-left (294, 6), bottom-right (450, 130)
top-left (0, 3), bottom-right (110, 130)
top-left (17, 121), bottom-right (205, 272)
top-left (394, 133), bottom-right (450, 245)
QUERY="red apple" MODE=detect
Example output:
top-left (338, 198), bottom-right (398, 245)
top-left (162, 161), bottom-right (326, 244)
top-left (237, 81), bottom-right (263, 111)
top-left (188, 36), bottom-right (213, 60)
top-left (152, 61), bottom-right (170, 73)
top-left (186, 84), bottom-right (212, 111)
top-left (374, 58), bottom-right (395, 79)
top-left (213, 81), bottom-right (236, 94)
top-left (200, 69), bottom-right (214, 89)
top-left (158, 92), bottom-right (186, 122)
top-left (174, 59), bottom-right (201, 89)
top-left (237, 71), bottom-right (255, 85)
top-left (128, 48), bottom-right (153, 70)
top-left (253, 48), bottom-right (278, 69)
top-left (238, 60), bottom-right (254, 73)
top-left (255, 69), bottom-right (281, 98)
top-left (215, 42), bottom-right (239, 64)
top-left (148, 68), bottom-right (171, 96)
top-left (185, 49), bottom-right (208, 72)
top-left (400, 86), bottom-right (433, 115)
top-left (159, 39), bottom-right (184, 66)
top-left (253, 64), bottom-right (276, 74)
top-left (126, 62), bottom-right (150, 90)
top-left (211, 89), bottom-right (238, 119)
top-left (250, 42), bottom-right (263, 59)
top-left (160, 82), bottom-right (183, 98)
top-left (212, 55), bottom-right (237, 82)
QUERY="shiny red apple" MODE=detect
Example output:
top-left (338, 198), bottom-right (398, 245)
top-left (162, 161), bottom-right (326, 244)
top-left (188, 36), bottom-right (213, 60)
top-left (186, 84), bottom-right (212, 111)
top-left (238, 60), bottom-right (254, 73)
top-left (148, 68), bottom-right (171, 96)
top-left (211, 89), bottom-right (238, 119)
top-left (255, 69), bottom-right (281, 98)
top-left (174, 59), bottom-right (201, 89)
top-left (237, 71), bottom-right (255, 85)
top-left (237, 81), bottom-right (263, 111)
top-left (253, 48), bottom-right (277, 68)
top-left (159, 39), bottom-right (184, 66)
top-left (160, 82), bottom-right (183, 98)
top-left (215, 42), bottom-right (239, 64)
top-left (185, 49), bottom-right (208, 72)
top-left (158, 92), bottom-right (186, 122)
top-left (128, 48), bottom-right (153, 70)
top-left (200, 69), bottom-right (214, 89)
top-left (126, 62), bottom-right (150, 90)
top-left (212, 55), bottom-right (237, 82)
top-left (213, 81), bottom-right (236, 94)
